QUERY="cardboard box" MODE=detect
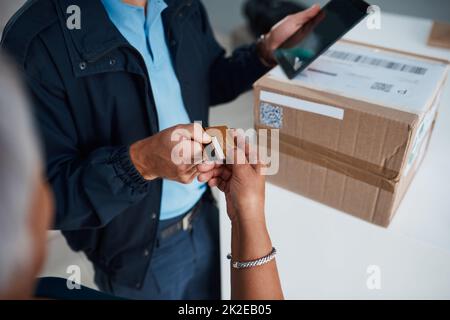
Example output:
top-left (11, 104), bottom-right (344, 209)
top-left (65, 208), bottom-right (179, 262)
top-left (428, 21), bottom-right (450, 49)
top-left (254, 40), bottom-right (449, 227)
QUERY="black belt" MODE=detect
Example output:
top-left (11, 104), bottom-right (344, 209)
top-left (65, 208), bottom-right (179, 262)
top-left (159, 200), bottom-right (202, 241)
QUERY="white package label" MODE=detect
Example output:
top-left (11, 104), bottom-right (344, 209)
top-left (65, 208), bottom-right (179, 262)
top-left (269, 42), bottom-right (448, 115)
top-left (260, 90), bottom-right (344, 121)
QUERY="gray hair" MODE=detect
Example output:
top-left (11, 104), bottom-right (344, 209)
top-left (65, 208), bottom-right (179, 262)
top-left (0, 54), bottom-right (42, 292)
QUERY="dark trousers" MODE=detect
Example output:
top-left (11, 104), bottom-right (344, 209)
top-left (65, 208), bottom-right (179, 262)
top-left (94, 198), bottom-right (221, 300)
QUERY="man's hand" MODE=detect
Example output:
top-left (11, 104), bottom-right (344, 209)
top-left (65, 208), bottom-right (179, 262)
top-left (130, 123), bottom-right (215, 184)
top-left (257, 4), bottom-right (321, 66)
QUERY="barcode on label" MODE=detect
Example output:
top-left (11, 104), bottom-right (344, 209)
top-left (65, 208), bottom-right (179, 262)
top-left (370, 82), bottom-right (393, 93)
top-left (324, 50), bottom-right (428, 75)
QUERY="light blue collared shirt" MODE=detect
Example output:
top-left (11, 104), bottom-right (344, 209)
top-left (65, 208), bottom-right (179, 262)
top-left (102, 0), bottom-right (206, 220)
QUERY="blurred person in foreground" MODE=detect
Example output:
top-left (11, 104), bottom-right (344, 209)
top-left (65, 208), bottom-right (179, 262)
top-left (0, 54), bottom-right (53, 299)
top-left (0, 54), bottom-right (113, 300)
top-left (0, 53), bottom-right (281, 300)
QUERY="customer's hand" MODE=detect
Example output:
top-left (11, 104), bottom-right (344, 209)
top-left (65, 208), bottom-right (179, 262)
top-left (199, 144), bottom-right (283, 301)
top-left (199, 146), bottom-right (265, 224)
top-left (257, 4), bottom-right (321, 66)
top-left (130, 123), bottom-right (215, 184)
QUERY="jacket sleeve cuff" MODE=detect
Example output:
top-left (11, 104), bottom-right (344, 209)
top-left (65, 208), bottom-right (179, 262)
top-left (110, 146), bottom-right (149, 193)
top-left (248, 42), bottom-right (273, 79)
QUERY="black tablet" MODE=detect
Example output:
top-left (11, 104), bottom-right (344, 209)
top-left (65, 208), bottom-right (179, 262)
top-left (274, 0), bottom-right (371, 79)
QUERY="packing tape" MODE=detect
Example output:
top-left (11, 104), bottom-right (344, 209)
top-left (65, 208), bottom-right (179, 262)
top-left (256, 125), bottom-right (400, 193)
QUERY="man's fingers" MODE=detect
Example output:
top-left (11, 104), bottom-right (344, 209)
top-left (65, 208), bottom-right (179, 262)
top-left (198, 167), bottom-right (220, 183)
top-left (183, 165), bottom-right (198, 178)
top-left (198, 166), bottom-right (230, 183)
top-left (197, 162), bottom-right (218, 173)
top-left (188, 169), bottom-right (200, 183)
top-left (174, 140), bottom-right (205, 164)
top-left (206, 165), bottom-right (233, 190)
top-left (175, 123), bottom-right (212, 144)
top-left (197, 163), bottom-right (223, 183)
top-left (177, 165), bottom-right (198, 184)
top-left (198, 171), bottom-right (213, 183)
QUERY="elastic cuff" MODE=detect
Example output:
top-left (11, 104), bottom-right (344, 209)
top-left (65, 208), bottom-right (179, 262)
top-left (249, 42), bottom-right (273, 76)
top-left (110, 146), bottom-right (149, 193)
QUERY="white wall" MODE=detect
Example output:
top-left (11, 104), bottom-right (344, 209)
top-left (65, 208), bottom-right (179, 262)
top-left (204, 0), bottom-right (450, 34)
top-left (3, 0), bottom-right (450, 36)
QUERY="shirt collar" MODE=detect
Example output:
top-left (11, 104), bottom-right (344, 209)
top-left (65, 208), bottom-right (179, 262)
top-left (101, 0), bottom-right (168, 38)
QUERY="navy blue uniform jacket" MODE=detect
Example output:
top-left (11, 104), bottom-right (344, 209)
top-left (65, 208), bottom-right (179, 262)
top-left (1, 0), bottom-right (268, 288)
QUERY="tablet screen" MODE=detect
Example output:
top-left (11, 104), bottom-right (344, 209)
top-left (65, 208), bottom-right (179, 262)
top-left (275, 0), bottom-right (371, 79)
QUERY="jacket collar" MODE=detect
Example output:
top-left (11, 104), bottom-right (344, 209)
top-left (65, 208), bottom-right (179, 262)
top-left (55, 0), bottom-right (127, 63)
top-left (54, 0), bottom-right (192, 63)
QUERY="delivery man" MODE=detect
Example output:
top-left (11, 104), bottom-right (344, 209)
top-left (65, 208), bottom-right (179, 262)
top-left (1, 0), bottom-right (319, 299)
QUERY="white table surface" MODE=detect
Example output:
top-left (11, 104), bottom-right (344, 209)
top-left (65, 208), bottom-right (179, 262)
top-left (211, 13), bottom-right (450, 300)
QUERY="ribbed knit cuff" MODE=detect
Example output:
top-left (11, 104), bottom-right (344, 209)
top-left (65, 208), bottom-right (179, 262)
top-left (110, 146), bottom-right (149, 193)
